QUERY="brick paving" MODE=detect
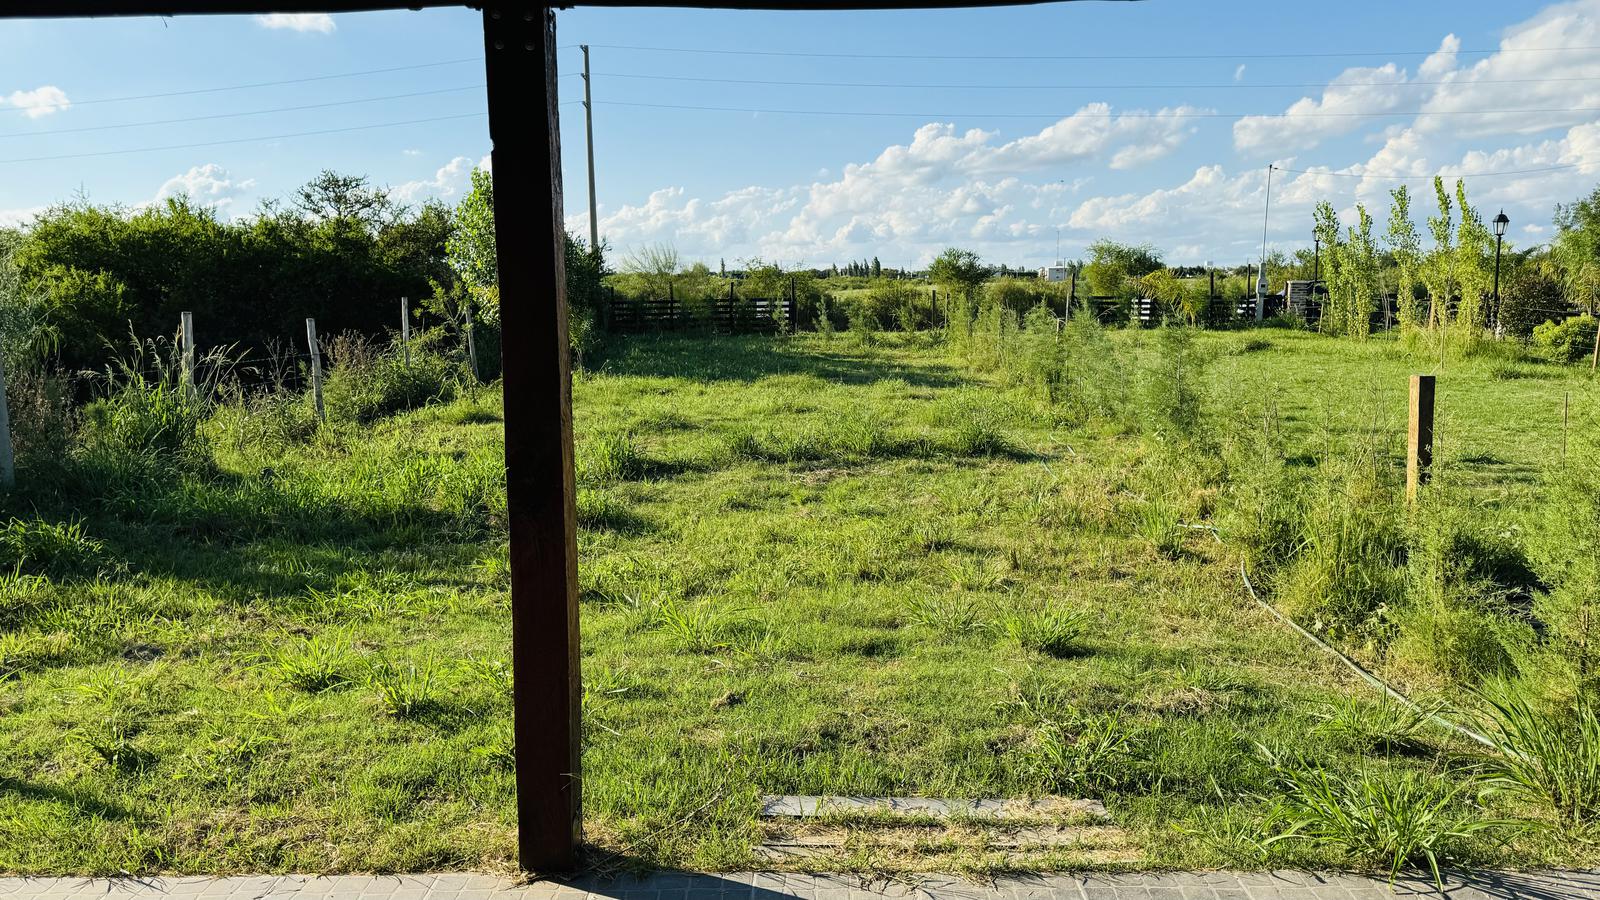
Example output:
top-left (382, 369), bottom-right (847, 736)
top-left (0, 871), bottom-right (1597, 900)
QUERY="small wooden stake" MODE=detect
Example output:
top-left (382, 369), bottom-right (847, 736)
top-left (464, 303), bottom-right (479, 383)
top-left (180, 311), bottom-right (195, 398)
top-left (401, 296), bottom-right (411, 367)
top-left (306, 318), bottom-right (325, 422)
top-left (0, 344), bottom-right (15, 489)
top-left (1406, 374), bottom-right (1435, 502)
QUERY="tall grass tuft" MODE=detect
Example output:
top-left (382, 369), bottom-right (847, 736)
top-left (1264, 760), bottom-right (1505, 889)
top-left (1001, 604), bottom-right (1089, 658)
top-left (1475, 686), bottom-right (1600, 835)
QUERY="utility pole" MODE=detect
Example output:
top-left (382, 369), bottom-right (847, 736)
top-left (1257, 164), bottom-right (1273, 322)
top-left (581, 44), bottom-right (599, 256)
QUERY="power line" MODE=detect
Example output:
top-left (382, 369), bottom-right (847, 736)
top-left (588, 71), bottom-right (1600, 91)
top-left (588, 99), bottom-right (1600, 120)
top-left (0, 113), bottom-right (488, 165)
top-left (0, 86), bottom-right (486, 140)
top-left (1274, 162), bottom-right (1597, 180)
top-left (579, 42), bottom-right (1600, 62)
top-left (0, 57), bottom-right (481, 115)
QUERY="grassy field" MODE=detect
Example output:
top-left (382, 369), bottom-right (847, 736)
top-left (0, 326), bottom-right (1596, 877)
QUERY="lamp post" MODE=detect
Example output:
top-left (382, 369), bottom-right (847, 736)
top-left (1312, 233), bottom-right (1320, 282)
top-left (1492, 209), bottom-right (1509, 335)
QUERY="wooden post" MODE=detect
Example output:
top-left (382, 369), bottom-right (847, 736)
top-left (931, 287), bottom-right (938, 328)
top-left (180, 311), bottom-right (195, 398)
top-left (465, 303), bottom-right (480, 382)
top-left (1563, 391), bottom-right (1571, 463)
top-left (0, 344), bottom-right (15, 489)
top-left (1591, 319), bottom-right (1599, 373)
top-left (401, 296), bottom-right (411, 366)
top-left (484, 4), bottom-right (581, 872)
top-left (788, 275), bottom-right (797, 332)
top-left (1406, 374), bottom-right (1435, 502)
top-left (306, 318), bottom-right (325, 423)
top-left (667, 281), bottom-right (675, 331)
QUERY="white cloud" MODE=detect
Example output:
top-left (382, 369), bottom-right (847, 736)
top-left (4, 86), bottom-right (69, 119)
top-left (154, 164), bottom-right (256, 211)
top-left (393, 156), bottom-right (477, 204)
top-left (0, 206), bottom-right (46, 228)
top-left (1234, 64), bottom-right (1246, 82)
top-left (254, 13), bottom-right (336, 33)
top-left (1233, 63), bottom-right (1411, 153)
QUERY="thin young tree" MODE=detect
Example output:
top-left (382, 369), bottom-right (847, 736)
top-left (1422, 177), bottom-right (1457, 330)
top-left (1384, 185), bottom-right (1423, 329)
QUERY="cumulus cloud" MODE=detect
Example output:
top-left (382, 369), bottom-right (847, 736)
top-left (154, 164), bottom-right (257, 210)
top-left (4, 86), bottom-right (69, 118)
top-left (254, 13), bottom-right (336, 33)
top-left (0, 206), bottom-right (46, 228)
top-left (1233, 63), bottom-right (1412, 153)
top-left (392, 156), bottom-right (478, 204)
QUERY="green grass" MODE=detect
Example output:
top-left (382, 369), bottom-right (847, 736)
top-left (0, 329), bottom-right (1596, 876)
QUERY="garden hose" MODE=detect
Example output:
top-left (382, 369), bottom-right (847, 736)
top-left (1177, 522), bottom-right (1501, 752)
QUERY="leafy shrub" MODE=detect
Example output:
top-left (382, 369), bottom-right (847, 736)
top-left (1531, 315), bottom-right (1597, 364)
top-left (1140, 326), bottom-right (1211, 440)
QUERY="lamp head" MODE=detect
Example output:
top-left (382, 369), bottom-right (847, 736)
top-left (1493, 210), bottom-right (1510, 238)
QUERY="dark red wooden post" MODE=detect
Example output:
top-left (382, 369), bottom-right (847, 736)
top-left (483, 4), bottom-right (581, 873)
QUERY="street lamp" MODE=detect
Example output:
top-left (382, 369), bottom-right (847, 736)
top-left (1313, 232), bottom-right (1321, 282)
top-left (1493, 210), bottom-right (1509, 334)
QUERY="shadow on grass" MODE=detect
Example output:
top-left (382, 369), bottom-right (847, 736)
top-left (0, 776), bottom-right (140, 822)
top-left (593, 334), bottom-right (966, 388)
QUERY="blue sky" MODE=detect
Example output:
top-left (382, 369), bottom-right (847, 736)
top-left (2, 1), bottom-right (1598, 268)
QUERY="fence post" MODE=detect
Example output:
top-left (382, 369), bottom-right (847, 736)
top-left (465, 303), bottom-right (480, 382)
top-left (401, 296), bottom-right (411, 366)
top-left (0, 344), bottom-right (15, 489)
top-left (931, 288), bottom-right (938, 329)
top-left (1406, 374), bottom-right (1435, 502)
top-left (788, 275), bottom-right (797, 333)
top-left (306, 317), bottom-right (325, 423)
top-left (1069, 271), bottom-right (1078, 320)
top-left (1592, 320), bottom-right (1599, 373)
top-left (180, 311), bottom-right (195, 398)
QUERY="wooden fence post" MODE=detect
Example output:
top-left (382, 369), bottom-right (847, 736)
top-left (180, 311), bottom-right (195, 398)
top-left (1406, 374), bottom-right (1435, 502)
top-left (465, 303), bottom-right (480, 382)
top-left (1070, 270), bottom-right (1078, 320)
top-left (307, 318), bottom-right (325, 423)
top-left (931, 288), bottom-right (938, 329)
top-left (0, 344), bottom-right (15, 489)
top-left (1591, 319), bottom-right (1599, 373)
top-left (401, 296), bottom-right (411, 366)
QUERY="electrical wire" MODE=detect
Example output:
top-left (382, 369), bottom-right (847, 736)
top-left (587, 99), bottom-right (1600, 120)
top-left (1273, 162), bottom-right (1597, 180)
top-left (578, 42), bottom-right (1600, 62)
top-left (0, 113), bottom-right (488, 165)
top-left (587, 71), bottom-right (1600, 91)
top-left (0, 86), bottom-right (486, 140)
top-left (0, 57), bottom-right (481, 115)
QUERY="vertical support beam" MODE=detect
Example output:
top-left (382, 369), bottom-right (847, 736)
top-left (306, 318), bottom-right (325, 423)
top-left (483, 4), bottom-right (581, 873)
top-left (1406, 374), bottom-right (1435, 503)
top-left (581, 43), bottom-right (599, 257)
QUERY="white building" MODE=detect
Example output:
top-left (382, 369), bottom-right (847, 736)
top-left (1038, 264), bottom-right (1070, 283)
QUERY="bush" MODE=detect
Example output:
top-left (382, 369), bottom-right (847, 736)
top-left (1531, 315), bottom-right (1597, 364)
top-left (321, 331), bottom-right (459, 424)
top-left (0, 517), bottom-right (107, 579)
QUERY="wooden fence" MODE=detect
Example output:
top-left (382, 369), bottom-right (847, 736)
top-left (606, 289), bottom-right (797, 335)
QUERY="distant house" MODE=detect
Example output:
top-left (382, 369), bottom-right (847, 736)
top-left (1038, 265), bottom-right (1070, 283)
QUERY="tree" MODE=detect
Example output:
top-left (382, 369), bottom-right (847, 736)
top-left (1421, 177), bottom-right (1456, 329)
top-left (619, 243), bottom-right (680, 299)
top-left (1384, 185), bottom-right (1423, 329)
top-left (1453, 180), bottom-right (1494, 332)
top-left (871, 256), bottom-right (882, 278)
top-left (928, 247), bottom-right (986, 302)
top-left (446, 167), bottom-right (497, 310)
top-left (1554, 184), bottom-right (1600, 314)
top-left (1083, 240), bottom-right (1162, 298)
top-left (1313, 202), bottom-right (1348, 334)
top-left (294, 170), bottom-right (394, 232)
